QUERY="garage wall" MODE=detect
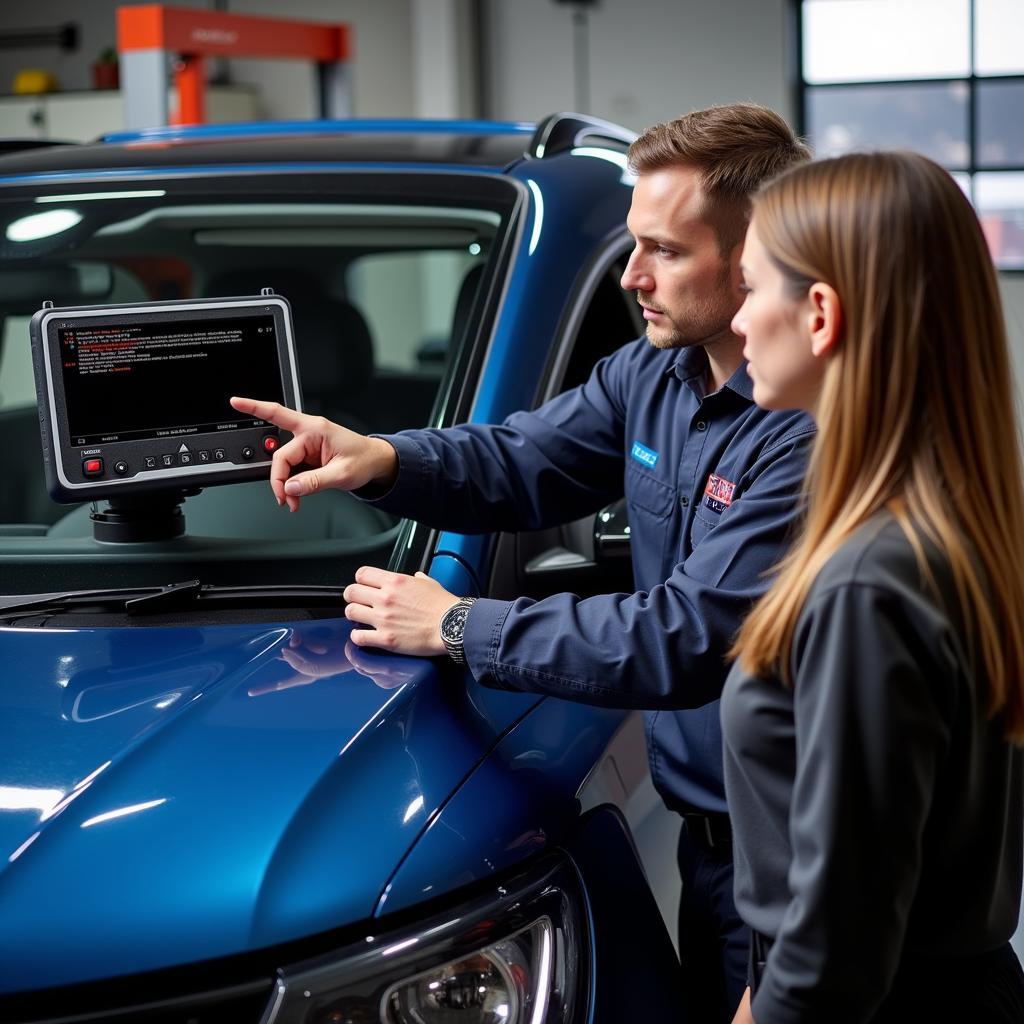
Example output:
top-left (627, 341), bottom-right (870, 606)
top-left (0, 0), bottom-right (414, 121)
top-left (222, 0), bottom-right (414, 119)
top-left (482, 0), bottom-right (792, 129)
top-left (1003, 278), bottom-right (1024, 384)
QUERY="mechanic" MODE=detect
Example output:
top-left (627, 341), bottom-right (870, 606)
top-left (232, 103), bottom-right (812, 1024)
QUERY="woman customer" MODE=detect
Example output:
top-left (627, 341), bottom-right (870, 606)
top-left (723, 150), bottom-right (1024, 1023)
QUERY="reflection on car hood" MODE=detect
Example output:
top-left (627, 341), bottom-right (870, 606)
top-left (0, 620), bottom-right (534, 993)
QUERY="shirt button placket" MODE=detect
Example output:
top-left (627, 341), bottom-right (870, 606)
top-left (680, 409), bottom-right (710, 507)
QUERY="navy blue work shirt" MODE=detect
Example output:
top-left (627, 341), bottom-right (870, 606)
top-left (364, 337), bottom-right (815, 815)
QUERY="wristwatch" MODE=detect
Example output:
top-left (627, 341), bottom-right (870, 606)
top-left (439, 597), bottom-right (477, 664)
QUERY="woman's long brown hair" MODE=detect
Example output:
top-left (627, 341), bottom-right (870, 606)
top-left (732, 151), bottom-right (1024, 741)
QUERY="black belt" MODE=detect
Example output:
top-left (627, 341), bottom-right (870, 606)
top-left (681, 812), bottom-right (733, 853)
top-left (750, 929), bottom-right (772, 995)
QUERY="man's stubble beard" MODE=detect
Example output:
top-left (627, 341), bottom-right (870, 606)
top-left (641, 300), bottom-right (737, 351)
top-left (637, 259), bottom-right (738, 351)
top-left (645, 320), bottom-right (685, 350)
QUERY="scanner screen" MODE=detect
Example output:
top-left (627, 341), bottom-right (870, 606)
top-left (58, 314), bottom-right (284, 446)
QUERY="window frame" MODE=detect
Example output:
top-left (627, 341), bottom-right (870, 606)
top-left (793, 0), bottom-right (1024, 273)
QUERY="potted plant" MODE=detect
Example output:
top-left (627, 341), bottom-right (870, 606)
top-left (91, 47), bottom-right (119, 90)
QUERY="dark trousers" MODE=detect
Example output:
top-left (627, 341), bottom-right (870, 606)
top-left (750, 935), bottom-right (1024, 1022)
top-left (676, 820), bottom-right (749, 1024)
top-left (872, 942), bottom-right (1024, 1023)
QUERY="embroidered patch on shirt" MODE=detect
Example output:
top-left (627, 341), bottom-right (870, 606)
top-left (631, 441), bottom-right (659, 469)
top-left (703, 472), bottom-right (736, 514)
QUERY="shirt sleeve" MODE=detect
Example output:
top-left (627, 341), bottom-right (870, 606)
top-left (357, 342), bottom-right (635, 533)
top-left (751, 582), bottom-right (956, 1024)
top-left (461, 426), bottom-right (813, 710)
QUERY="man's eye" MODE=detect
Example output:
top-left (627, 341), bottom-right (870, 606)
top-left (655, 246), bottom-right (676, 257)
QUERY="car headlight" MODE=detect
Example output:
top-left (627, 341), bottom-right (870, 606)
top-left (260, 856), bottom-right (586, 1024)
top-left (383, 918), bottom-right (550, 1023)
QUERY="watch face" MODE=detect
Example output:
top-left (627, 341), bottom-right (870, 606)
top-left (441, 604), bottom-right (471, 642)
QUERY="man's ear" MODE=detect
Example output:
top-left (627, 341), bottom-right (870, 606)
top-left (808, 282), bottom-right (843, 358)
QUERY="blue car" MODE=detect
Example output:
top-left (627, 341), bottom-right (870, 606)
top-left (0, 115), bottom-right (683, 1023)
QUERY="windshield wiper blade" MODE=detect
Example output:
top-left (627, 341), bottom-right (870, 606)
top-left (125, 579), bottom-right (203, 615)
top-left (124, 582), bottom-right (346, 615)
top-left (0, 582), bottom-right (347, 619)
top-left (0, 586), bottom-right (164, 615)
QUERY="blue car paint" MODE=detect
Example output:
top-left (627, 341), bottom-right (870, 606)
top-left (0, 620), bottom-right (539, 990)
top-left (378, 696), bottom-right (626, 917)
top-left (427, 551), bottom-right (481, 598)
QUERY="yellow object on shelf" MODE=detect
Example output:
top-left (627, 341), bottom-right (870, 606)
top-left (13, 69), bottom-right (60, 95)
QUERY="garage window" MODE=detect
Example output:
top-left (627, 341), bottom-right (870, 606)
top-left (797, 0), bottom-right (1024, 269)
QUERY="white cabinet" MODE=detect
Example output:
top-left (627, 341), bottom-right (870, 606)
top-left (0, 86), bottom-right (260, 143)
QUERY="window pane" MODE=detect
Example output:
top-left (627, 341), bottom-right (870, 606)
top-left (951, 171), bottom-right (972, 201)
top-left (978, 80), bottom-right (1024, 167)
top-left (976, 0), bottom-right (1024, 76)
top-left (975, 172), bottom-right (1024, 270)
top-left (348, 250), bottom-right (482, 373)
top-left (0, 317), bottom-right (35, 411)
top-left (802, 0), bottom-right (969, 84)
top-left (806, 82), bottom-right (969, 168)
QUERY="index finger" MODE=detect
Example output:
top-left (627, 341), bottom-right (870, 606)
top-left (230, 396), bottom-right (305, 432)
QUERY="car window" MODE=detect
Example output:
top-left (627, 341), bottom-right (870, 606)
top-left (555, 253), bottom-right (642, 396)
top-left (0, 316), bottom-right (33, 410)
top-left (1, 263), bottom-right (148, 409)
top-left (350, 250), bottom-right (480, 375)
top-left (0, 180), bottom-right (515, 595)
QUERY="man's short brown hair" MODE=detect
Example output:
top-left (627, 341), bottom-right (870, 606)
top-left (628, 104), bottom-right (811, 253)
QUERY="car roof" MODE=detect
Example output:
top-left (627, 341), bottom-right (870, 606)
top-left (0, 114), bottom-right (637, 181)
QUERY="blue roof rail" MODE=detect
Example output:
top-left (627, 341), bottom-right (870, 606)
top-left (528, 112), bottom-right (637, 160)
top-left (100, 118), bottom-right (536, 146)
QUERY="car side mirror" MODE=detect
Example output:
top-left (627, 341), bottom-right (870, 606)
top-left (594, 497), bottom-right (631, 561)
top-left (520, 498), bottom-right (633, 596)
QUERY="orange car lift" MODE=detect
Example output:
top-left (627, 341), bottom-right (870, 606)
top-left (117, 5), bottom-right (352, 129)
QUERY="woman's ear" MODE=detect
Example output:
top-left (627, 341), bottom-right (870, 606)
top-left (807, 282), bottom-right (843, 358)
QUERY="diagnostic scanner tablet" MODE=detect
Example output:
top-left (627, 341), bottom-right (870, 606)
top-left (30, 293), bottom-right (302, 503)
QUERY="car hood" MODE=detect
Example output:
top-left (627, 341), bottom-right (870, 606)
top-left (0, 619), bottom-right (535, 993)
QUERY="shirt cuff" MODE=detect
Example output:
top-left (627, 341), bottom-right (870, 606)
top-left (352, 433), bottom-right (427, 508)
top-left (463, 597), bottom-right (515, 686)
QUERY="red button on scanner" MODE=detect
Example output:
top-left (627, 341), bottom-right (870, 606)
top-left (82, 458), bottom-right (104, 477)
top-left (263, 435), bottom-right (279, 453)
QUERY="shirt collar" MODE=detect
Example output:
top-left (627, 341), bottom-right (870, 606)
top-left (667, 346), bottom-right (755, 403)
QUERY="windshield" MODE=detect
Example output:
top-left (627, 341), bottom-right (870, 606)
top-left (0, 175), bottom-right (516, 598)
